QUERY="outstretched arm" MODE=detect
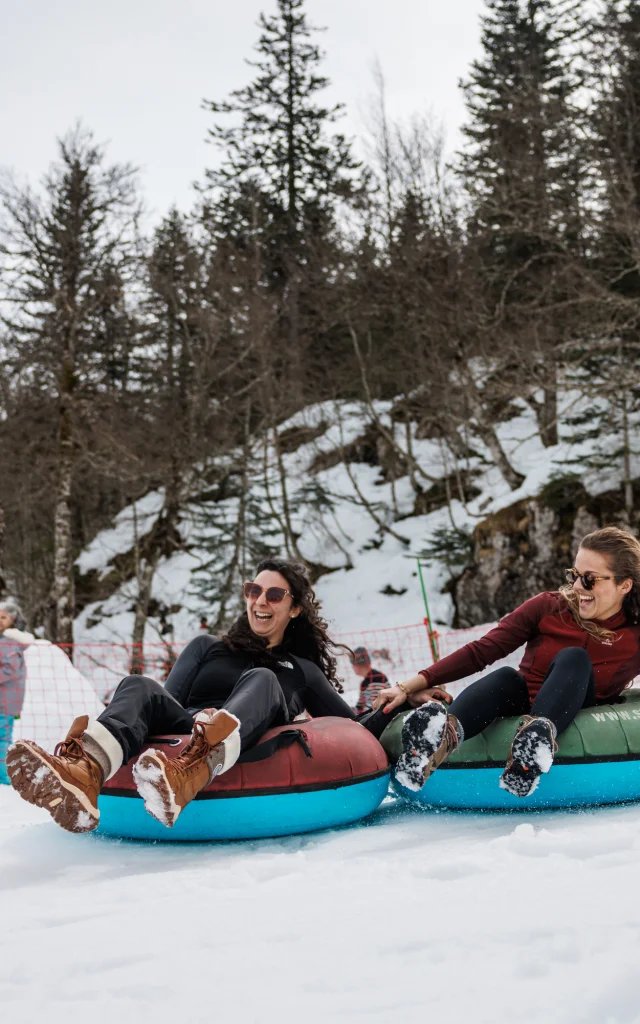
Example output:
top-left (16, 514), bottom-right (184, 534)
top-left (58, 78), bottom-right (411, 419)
top-left (374, 593), bottom-right (554, 713)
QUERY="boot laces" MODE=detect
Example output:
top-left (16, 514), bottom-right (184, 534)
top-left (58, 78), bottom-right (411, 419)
top-left (172, 723), bottom-right (211, 776)
top-left (444, 717), bottom-right (460, 755)
top-left (54, 736), bottom-right (85, 760)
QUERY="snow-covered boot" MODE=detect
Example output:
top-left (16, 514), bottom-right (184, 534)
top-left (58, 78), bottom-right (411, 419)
top-left (132, 709), bottom-right (240, 828)
top-left (6, 716), bottom-right (108, 833)
top-left (499, 715), bottom-right (557, 798)
top-left (395, 701), bottom-right (461, 792)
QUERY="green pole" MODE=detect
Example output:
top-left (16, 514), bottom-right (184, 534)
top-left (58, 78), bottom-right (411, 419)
top-left (417, 559), bottom-right (439, 662)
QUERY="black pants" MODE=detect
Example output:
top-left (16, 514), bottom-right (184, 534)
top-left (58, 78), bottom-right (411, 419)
top-left (448, 646), bottom-right (596, 740)
top-left (98, 667), bottom-right (289, 765)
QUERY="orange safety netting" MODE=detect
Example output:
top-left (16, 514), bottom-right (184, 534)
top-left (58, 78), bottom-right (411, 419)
top-left (333, 621), bottom-right (523, 702)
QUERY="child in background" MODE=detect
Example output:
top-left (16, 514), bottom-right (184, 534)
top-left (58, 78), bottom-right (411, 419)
top-left (351, 647), bottom-right (388, 714)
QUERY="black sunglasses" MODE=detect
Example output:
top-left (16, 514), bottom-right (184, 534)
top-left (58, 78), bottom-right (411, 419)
top-left (565, 568), bottom-right (623, 591)
top-left (243, 582), bottom-right (293, 604)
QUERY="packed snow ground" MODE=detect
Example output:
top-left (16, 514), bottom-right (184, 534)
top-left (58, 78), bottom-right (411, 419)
top-left (3, 785), bottom-right (640, 1024)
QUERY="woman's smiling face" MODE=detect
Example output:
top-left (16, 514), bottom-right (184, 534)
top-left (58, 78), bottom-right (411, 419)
top-left (245, 569), bottom-right (300, 647)
top-left (573, 547), bottom-right (632, 621)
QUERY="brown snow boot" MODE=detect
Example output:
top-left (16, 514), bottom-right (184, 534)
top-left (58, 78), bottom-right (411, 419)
top-left (6, 715), bottom-right (104, 833)
top-left (132, 709), bottom-right (240, 828)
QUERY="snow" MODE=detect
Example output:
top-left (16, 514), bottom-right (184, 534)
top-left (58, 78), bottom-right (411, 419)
top-left (72, 389), bottom-right (632, 651)
top-left (3, 786), bottom-right (640, 1023)
top-left (13, 645), bottom-right (105, 751)
top-left (76, 491), bottom-right (168, 576)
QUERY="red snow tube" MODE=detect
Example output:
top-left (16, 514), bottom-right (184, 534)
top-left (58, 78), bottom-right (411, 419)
top-left (98, 717), bottom-right (390, 841)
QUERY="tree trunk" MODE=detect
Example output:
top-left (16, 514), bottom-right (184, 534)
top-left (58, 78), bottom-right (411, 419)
top-left (622, 390), bottom-right (634, 520)
top-left (214, 430), bottom-right (250, 632)
top-left (476, 421), bottom-right (525, 490)
top-left (130, 557), bottom-right (157, 675)
top-left (465, 383), bottom-right (525, 491)
top-left (52, 407), bottom-right (76, 651)
top-left (535, 363), bottom-right (559, 448)
top-left (273, 426), bottom-right (305, 563)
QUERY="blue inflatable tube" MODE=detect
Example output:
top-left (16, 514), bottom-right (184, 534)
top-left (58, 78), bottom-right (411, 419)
top-left (98, 718), bottom-right (391, 841)
top-left (382, 693), bottom-right (640, 811)
top-left (391, 759), bottom-right (640, 811)
top-left (98, 773), bottom-right (390, 841)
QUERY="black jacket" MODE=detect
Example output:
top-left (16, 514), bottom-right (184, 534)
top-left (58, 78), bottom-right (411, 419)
top-left (164, 634), bottom-right (355, 720)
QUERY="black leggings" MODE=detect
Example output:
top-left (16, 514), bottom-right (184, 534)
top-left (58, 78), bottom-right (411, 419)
top-left (99, 666), bottom-right (391, 765)
top-left (448, 646), bottom-right (596, 740)
top-left (98, 666), bottom-right (290, 765)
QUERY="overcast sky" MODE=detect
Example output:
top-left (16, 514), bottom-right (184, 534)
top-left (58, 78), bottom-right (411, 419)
top-left (2, 0), bottom-right (486, 221)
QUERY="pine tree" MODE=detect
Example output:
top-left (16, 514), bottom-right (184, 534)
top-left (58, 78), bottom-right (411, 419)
top-left (127, 209), bottom-right (213, 652)
top-left (203, 0), bottom-right (357, 228)
top-left (563, 344), bottom-right (640, 520)
top-left (564, 0), bottom-right (640, 521)
top-left (459, 0), bottom-right (587, 447)
top-left (202, 0), bottom-right (358, 381)
top-left (190, 431), bottom-right (282, 631)
top-left (588, 1), bottom-right (640, 314)
top-left (0, 128), bottom-right (139, 644)
top-left (195, 3), bottom-right (358, 575)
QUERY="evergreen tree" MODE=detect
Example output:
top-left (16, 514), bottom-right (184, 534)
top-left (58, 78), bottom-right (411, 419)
top-left (126, 208), bottom-right (255, 650)
top-left (591, 0), bottom-right (640, 289)
top-left (202, 0), bottom-right (358, 385)
top-left (0, 128), bottom-right (139, 644)
top-left (588, 1), bottom-right (640, 313)
top-left (564, 1), bottom-right (640, 521)
top-left (189, 434), bottom-right (282, 631)
top-left (563, 344), bottom-right (640, 520)
top-left (203, 0), bottom-right (357, 228)
top-left (459, 0), bottom-right (587, 447)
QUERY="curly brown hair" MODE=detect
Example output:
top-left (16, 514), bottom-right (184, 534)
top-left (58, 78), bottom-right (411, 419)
top-left (221, 559), bottom-right (350, 691)
top-left (558, 526), bottom-right (640, 643)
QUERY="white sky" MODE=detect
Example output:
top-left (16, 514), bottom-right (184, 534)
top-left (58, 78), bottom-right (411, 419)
top-left (1, 0), bottom-right (485, 222)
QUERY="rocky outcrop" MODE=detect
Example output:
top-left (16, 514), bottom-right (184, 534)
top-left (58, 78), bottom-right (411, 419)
top-left (452, 476), bottom-right (638, 627)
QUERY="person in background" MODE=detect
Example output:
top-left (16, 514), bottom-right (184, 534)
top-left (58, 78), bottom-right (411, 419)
top-left (0, 599), bottom-right (28, 784)
top-left (0, 598), bottom-right (34, 644)
top-left (351, 647), bottom-right (389, 714)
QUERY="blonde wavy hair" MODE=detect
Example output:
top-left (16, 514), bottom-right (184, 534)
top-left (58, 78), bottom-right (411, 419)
top-left (558, 526), bottom-right (640, 644)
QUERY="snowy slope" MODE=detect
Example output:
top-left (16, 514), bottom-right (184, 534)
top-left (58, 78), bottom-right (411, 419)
top-left (73, 393), bottom-right (639, 646)
top-left (3, 786), bottom-right (640, 1024)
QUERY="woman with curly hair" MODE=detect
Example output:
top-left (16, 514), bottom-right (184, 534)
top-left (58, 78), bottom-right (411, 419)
top-left (375, 526), bottom-right (640, 798)
top-left (9, 559), bottom-right (406, 834)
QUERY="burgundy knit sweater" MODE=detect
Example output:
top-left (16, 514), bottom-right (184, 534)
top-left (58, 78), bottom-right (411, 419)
top-left (420, 592), bottom-right (640, 702)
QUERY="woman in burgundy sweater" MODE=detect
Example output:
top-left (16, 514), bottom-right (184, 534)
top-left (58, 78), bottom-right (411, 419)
top-left (374, 527), bottom-right (640, 798)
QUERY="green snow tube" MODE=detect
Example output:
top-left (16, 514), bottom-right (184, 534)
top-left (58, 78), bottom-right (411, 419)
top-left (380, 690), bottom-right (640, 810)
